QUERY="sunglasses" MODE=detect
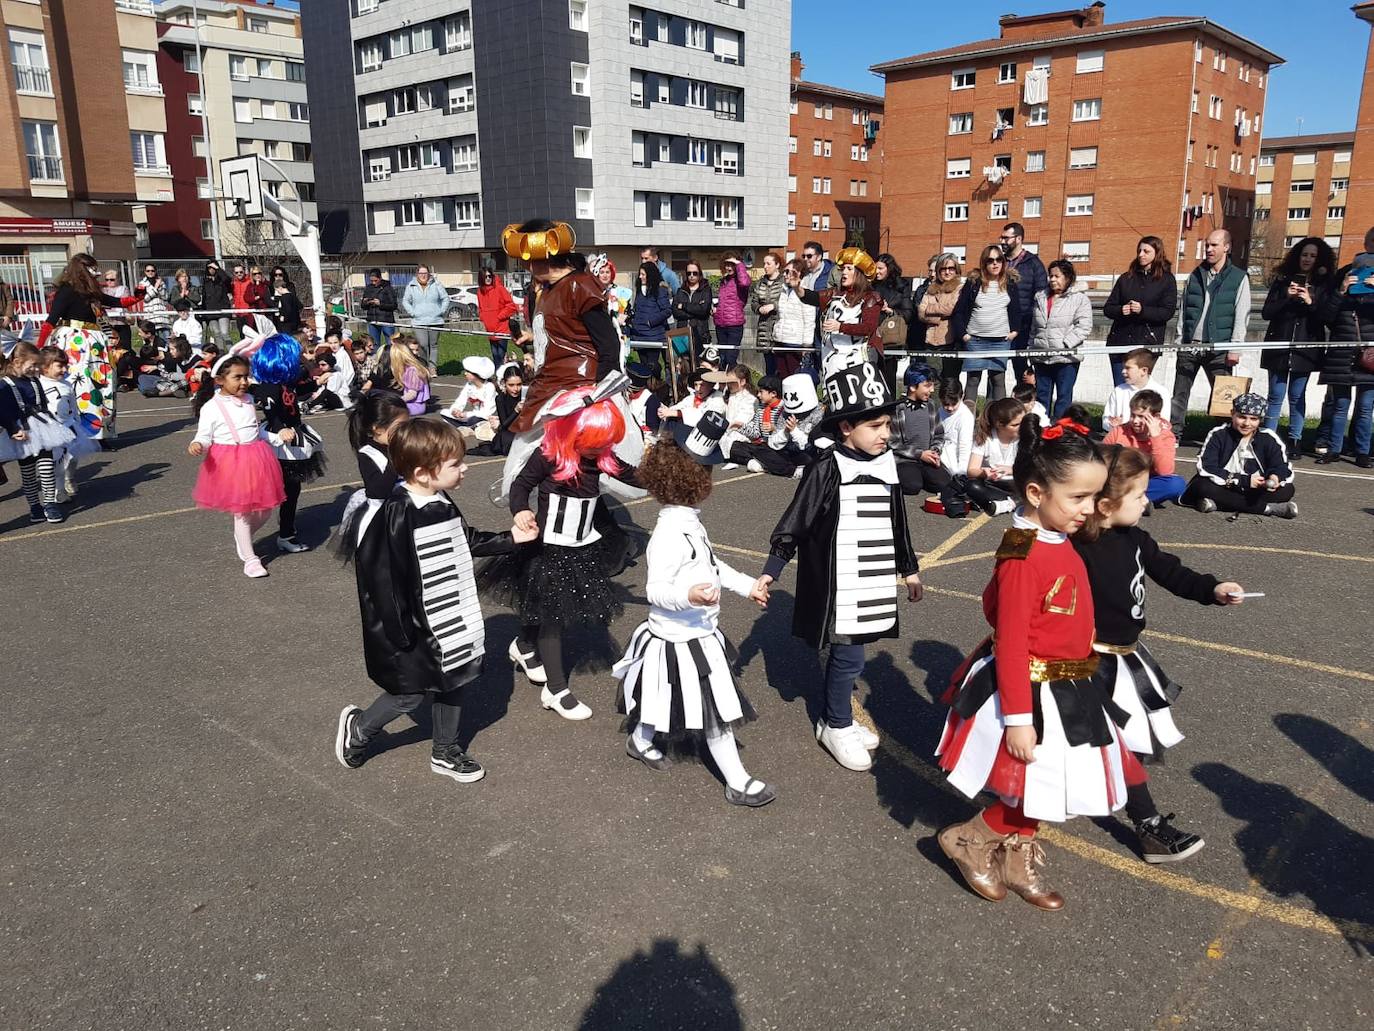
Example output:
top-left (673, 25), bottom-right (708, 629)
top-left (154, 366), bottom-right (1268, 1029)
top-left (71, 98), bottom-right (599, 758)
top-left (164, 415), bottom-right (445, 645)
top-left (986, 257), bottom-right (1005, 265)
top-left (687, 270), bottom-right (702, 277)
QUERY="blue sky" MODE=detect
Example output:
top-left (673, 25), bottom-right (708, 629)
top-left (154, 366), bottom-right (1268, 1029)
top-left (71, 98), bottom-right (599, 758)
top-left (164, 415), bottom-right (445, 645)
top-left (791, 0), bottom-right (1366, 137)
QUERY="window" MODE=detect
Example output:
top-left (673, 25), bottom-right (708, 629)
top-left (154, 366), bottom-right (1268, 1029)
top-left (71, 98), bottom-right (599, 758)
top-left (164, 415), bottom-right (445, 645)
top-left (368, 156), bottom-right (391, 182)
top-left (998, 61), bottom-right (1017, 84)
top-left (200, 219), bottom-right (214, 241)
top-left (445, 12), bottom-right (472, 52)
top-left (1214, 48), bottom-right (1226, 72)
top-left (392, 88), bottom-right (414, 115)
top-left (9, 30), bottom-right (52, 95)
top-left (1025, 103), bottom-right (1048, 127)
top-left (658, 138), bottom-right (670, 161)
top-left (1230, 152), bottom-right (1242, 173)
top-left (659, 196), bottom-right (671, 220)
top-left (946, 158), bottom-right (971, 179)
top-left (187, 93), bottom-right (203, 115)
top-left (400, 199), bottom-right (445, 226)
top-left (994, 107), bottom-right (1014, 133)
top-left (1255, 208), bottom-right (1270, 221)
top-left (811, 176), bottom-right (821, 193)
top-left (121, 49), bottom-right (160, 92)
top-left (1328, 206), bottom-right (1345, 220)
top-left (824, 103), bottom-right (833, 120)
top-left (715, 142), bottom-right (739, 176)
top-left (1195, 39), bottom-right (1203, 63)
top-left (575, 188), bottom-right (594, 219)
top-left (1209, 95), bottom-right (1223, 119)
top-left (822, 177), bottom-right (831, 195)
top-left (1255, 182), bottom-right (1271, 195)
top-left (1332, 178), bottom-right (1349, 191)
top-left (688, 81), bottom-right (708, 108)
top-left (1076, 49), bottom-right (1104, 73)
top-left (685, 20), bottom-right (706, 50)
top-left (22, 120), bottom-right (62, 181)
top-left (416, 84), bottom-right (440, 112)
top-left (287, 102), bottom-right (309, 121)
top-left (1069, 146), bottom-right (1097, 169)
top-left (858, 180), bottom-right (868, 197)
top-left (396, 145), bottom-right (418, 171)
top-left (1025, 150), bottom-right (1045, 172)
top-left (850, 144), bottom-right (859, 160)
top-left (688, 196), bottom-right (710, 221)
top-left (1023, 196), bottom-right (1042, 218)
top-left (859, 146), bottom-right (868, 163)
top-left (787, 213), bottom-right (796, 231)
top-left (790, 98), bottom-right (798, 115)
top-left (788, 135), bottom-right (797, 154)
top-left (1191, 90), bottom-right (1199, 114)
top-left (247, 16), bottom-right (268, 32)
top-left (1334, 150), bottom-right (1352, 163)
top-left (813, 138), bottom-right (822, 157)
top-left (234, 99), bottom-right (252, 122)
top-left (1063, 241), bottom-right (1090, 262)
top-left (658, 77), bottom-right (670, 104)
top-left (810, 214), bottom-right (820, 231)
top-left (689, 139), bottom-right (710, 165)
top-left (129, 131), bottom-right (167, 173)
top-left (192, 136), bottom-right (207, 158)
top-left (821, 214), bottom-right (830, 232)
top-left (1258, 154), bottom-right (1274, 167)
top-left (573, 126), bottom-right (591, 159)
top-left (1066, 194), bottom-right (1094, 216)
top-left (714, 88), bottom-right (740, 121)
top-left (372, 207), bottom-right (395, 235)
top-left (1292, 151), bottom-right (1316, 165)
top-left (630, 71), bottom-right (645, 107)
top-left (184, 50), bottom-right (199, 73)
top-left (814, 101), bottom-right (823, 118)
top-left (195, 177), bottom-right (212, 199)
top-left (286, 61), bottom-right (304, 83)
top-left (823, 140), bottom-right (832, 158)
top-left (1287, 208), bottom-right (1311, 220)
top-left (990, 199), bottom-right (1008, 219)
top-left (951, 67), bottom-right (975, 90)
top-left (944, 203), bottom-right (969, 222)
top-left (569, 0), bottom-right (587, 30)
top-left (419, 142), bottom-right (442, 169)
top-left (358, 42), bottom-right (383, 72)
top-left (948, 112), bottom-right (973, 135)
top-left (357, 0), bottom-right (379, 14)
top-left (1071, 98), bottom-right (1101, 121)
top-left (788, 175), bottom-right (796, 193)
top-left (715, 198), bottom-right (740, 229)
top-left (1290, 180), bottom-right (1314, 193)
top-left (1187, 139), bottom-right (1194, 162)
top-left (571, 62), bottom-right (589, 96)
top-left (849, 179), bottom-right (859, 196)
top-left (256, 58), bottom-right (275, 78)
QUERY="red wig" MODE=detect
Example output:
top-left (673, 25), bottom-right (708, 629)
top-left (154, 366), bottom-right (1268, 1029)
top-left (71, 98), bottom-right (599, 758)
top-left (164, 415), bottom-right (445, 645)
top-left (539, 387), bottom-right (626, 483)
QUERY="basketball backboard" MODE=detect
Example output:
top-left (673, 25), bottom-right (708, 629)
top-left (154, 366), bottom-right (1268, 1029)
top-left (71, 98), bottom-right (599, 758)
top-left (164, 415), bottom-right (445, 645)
top-left (219, 155), bottom-right (264, 218)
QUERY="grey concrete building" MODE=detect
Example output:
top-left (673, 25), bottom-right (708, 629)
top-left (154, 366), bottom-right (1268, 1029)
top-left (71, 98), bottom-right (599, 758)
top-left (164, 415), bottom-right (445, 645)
top-left (302, 0), bottom-right (789, 276)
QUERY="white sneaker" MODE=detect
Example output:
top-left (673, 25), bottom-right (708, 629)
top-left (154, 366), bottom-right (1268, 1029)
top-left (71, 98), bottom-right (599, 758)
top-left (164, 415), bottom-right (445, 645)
top-left (816, 717), bottom-right (878, 751)
top-left (791, 466), bottom-right (805, 479)
top-left (746, 459), bottom-right (764, 474)
top-left (817, 722), bottom-right (873, 771)
top-left (509, 638), bottom-right (547, 685)
top-left (541, 685), bottom-right (592, 721)
top-left (720, 463), bottom-right (739, 471)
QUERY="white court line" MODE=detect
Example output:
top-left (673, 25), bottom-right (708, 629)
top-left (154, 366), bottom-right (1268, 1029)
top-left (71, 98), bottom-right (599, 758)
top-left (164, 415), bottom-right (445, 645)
top-left (1173, 454), bottom-right (1373, 483)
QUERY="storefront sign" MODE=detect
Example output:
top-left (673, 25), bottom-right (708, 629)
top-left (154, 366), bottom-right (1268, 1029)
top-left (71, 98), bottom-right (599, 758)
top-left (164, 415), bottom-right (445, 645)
top-left (0, 218), bottom-right (117, 236)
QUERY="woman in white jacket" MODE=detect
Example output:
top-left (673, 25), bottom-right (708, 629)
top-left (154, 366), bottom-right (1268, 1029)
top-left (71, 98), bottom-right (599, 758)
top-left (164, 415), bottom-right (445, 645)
top-left (1030, 260), bottom-right (1094, 420)
top-left (771, 259), bottom-right (817, 379)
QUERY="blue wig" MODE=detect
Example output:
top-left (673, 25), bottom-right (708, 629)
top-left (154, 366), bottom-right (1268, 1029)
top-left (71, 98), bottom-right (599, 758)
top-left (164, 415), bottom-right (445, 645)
top-left (251, 332), bottom-right (303, 385)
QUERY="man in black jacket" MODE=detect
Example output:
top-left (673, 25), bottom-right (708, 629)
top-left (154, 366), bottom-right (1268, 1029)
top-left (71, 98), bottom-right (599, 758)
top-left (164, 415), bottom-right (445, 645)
top-left (199, 261), bottom-right (232, 346)
top-left (361, 267), bottom-right (397, 351)
top-left (999, 222), bottom-right (1047, 381)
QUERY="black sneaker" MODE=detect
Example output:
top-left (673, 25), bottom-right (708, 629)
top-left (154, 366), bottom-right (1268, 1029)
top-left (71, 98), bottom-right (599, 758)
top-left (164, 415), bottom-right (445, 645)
top-left (431, 747), bottom-right (485, 783)
top-left (28, 504), bottom-right (44, 523)
top-left (1135, 813), bottom-right (1205, 864)
top-left (334, 704), bottom-right (367, 769)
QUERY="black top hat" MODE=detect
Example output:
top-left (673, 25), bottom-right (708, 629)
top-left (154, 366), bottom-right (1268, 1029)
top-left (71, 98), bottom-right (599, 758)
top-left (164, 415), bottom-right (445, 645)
top-left (818, 361), bottom-right (897, 433)
top-left (669, 409), bottom-right (729, 465)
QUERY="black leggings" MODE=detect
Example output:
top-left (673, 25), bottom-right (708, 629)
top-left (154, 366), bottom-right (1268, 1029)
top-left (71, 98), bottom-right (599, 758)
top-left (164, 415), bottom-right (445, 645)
top-left (356, 687), bottom-right (464, 754)
top-left (280, 477), bottom-right (301, 538)
top-left (962, 369), bottom-right (1006, 402)
top-left (1180, 476), bottom-right (1295, 515)
top-left (895, 457), bottom-right (952, 497)
top-left (728, 441), bottom-right (811, 477)
top-left (17, 452), bottom-right (56, 507)
top-left (520, 623), bottom-right (568, 695)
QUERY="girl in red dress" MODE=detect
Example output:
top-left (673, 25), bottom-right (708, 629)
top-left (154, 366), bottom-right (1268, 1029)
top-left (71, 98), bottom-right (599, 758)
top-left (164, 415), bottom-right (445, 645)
top-left (935, 417), bottom-right (1145, 910)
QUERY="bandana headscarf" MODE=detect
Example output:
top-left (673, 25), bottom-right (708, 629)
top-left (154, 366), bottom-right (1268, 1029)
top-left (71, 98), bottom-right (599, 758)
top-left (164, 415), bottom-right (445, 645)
top-left (1231, 392), bottom-right (1266, 417)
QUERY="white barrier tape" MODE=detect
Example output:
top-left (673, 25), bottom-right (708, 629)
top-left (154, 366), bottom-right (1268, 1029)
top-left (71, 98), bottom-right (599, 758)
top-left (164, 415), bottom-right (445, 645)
top-left (17, 308), bottom-right (277, 323)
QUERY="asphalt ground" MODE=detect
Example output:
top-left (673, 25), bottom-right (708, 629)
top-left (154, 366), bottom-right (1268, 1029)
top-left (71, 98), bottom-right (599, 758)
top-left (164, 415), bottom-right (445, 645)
top-left (1, 380), bottom-right (1370, 1031)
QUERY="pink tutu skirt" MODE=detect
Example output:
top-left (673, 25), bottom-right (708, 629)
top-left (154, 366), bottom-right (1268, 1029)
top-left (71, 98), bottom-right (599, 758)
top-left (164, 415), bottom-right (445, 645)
top-left (193, 440), bottom-right (287, 515)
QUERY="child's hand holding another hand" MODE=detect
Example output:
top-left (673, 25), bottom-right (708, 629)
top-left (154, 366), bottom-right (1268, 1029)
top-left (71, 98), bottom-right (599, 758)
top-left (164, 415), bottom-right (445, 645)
top-left (511, 519), bottom-right (538, 544)
top-left (513, 509), bottom-right (538, 534)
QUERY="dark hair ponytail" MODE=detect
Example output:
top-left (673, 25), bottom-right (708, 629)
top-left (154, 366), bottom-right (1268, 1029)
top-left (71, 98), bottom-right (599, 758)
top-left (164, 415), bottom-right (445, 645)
top-left (347, 389), bottom-right (410, 451)
top-left (1012, 415), bottom-right (1103, 497)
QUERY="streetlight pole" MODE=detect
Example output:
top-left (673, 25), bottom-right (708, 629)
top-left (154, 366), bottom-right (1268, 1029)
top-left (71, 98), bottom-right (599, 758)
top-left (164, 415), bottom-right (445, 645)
top-left (192, 0), bottom-right (223, 263)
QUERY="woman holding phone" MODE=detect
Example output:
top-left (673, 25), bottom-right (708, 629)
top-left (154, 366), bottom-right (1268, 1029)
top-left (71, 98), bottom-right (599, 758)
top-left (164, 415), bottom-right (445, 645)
top-left (1259, 237), bottom-right (1334, 459)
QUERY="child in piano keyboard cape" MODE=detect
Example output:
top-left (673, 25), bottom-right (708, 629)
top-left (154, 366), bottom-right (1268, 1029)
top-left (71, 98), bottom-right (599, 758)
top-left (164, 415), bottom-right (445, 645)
top-left (752, 361), bottom-right (923, 776)
top-left (936, 416), bottom-right (1136, 911)
top-left (187, 354), bottom-right (286, 578)
top-left (613, 413), bottom-right (775, 807)
top-left (331, 389), bottom-right (411, 560)
top-left (1074, 443), bottom-right (1246, 865)
top-left (335, 417), bottom-right (537, 784)
top-left (496, 387), bottom-right (641, 722)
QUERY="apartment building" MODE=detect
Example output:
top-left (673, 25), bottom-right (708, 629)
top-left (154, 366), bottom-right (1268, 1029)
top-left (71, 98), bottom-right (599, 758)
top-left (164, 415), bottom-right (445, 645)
top-left (0, 0), bottom-right (170, 291)
top-left (1342, 0), bottom-right (1374, 259)
top-left (1251, 133), bottom-right (1352, 277)
top-left (144, 0), bottom-right (314, 258)
top-left (301, 0), bottom-right (789, 279)
top-left (787, 52), bottom-right (881, 262)
top-left (872, 2), bottom-right (1280, 277)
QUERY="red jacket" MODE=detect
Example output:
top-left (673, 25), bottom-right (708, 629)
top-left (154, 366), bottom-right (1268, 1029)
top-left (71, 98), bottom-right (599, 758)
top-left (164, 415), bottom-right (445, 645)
top-left (1103, 423), bottom-right (1178, 476)
top-left (477, 280), bottom-right (519, 336)
top-left (231, 277), bottom-right (269, 312)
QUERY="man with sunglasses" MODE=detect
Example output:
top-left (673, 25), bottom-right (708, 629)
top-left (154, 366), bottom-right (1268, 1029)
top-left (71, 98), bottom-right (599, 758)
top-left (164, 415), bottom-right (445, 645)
top-left (999, 222), bottom-right (1047, 381)
top-left (801, 242), bottom-right (839, 369)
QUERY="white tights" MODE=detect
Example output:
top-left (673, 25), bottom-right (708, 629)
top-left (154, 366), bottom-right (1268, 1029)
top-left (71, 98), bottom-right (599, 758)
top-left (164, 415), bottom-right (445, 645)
top-left (232, 510), bottom-right (270, 562)
top-left (632, 722), bottom-right (754, 792)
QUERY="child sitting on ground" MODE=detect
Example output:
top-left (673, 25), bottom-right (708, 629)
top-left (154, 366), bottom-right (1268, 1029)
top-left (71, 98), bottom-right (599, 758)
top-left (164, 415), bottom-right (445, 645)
top-left (170, 300), bottom-right (203, 353)
top-left (1012, 381), bottom-right (1048, 424)
top-left (660, 371), bottom-right (722, 427)
top-left (1181, 392), bottom-right (1297, 518)
top-left (1102, 389), bottom-right (1187, 507)
top-left (937, 378), bottom-right (974, 477)
top-left (889, 363), bottom-right (953, 502)
top-left (717, 364), bottom-right (759, 464)
top-left (444, 356), bottom-right (498, 448)
top-left (723, 374), bottom-right (784, 467)
top-left (1103, 348), bottom-right (1171, 430)
top-left (961, 397), bottom-right (1024, 516)
top-left (741, 373), bottom-right (828, 479)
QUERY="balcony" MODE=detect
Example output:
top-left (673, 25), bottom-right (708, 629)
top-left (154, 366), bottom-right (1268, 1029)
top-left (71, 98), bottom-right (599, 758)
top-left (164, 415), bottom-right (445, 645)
top-left (14, 66), bottom-right (53, 95)
top-left (115, 0), bottom-right (155, 14)
top-left (124, 78), bottom-right (164, 96)
top-left (27, 155), bottom-right (64, 182)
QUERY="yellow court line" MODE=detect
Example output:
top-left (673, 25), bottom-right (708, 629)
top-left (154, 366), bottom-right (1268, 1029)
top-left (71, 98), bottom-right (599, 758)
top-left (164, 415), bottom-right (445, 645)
top-left (1159, 542), bottom-right (1374, 565)
top-left (1141, 630), bottom-right (1374, 684)
top-left (919, 512), bottom-right (990, 564)
top-left (0, 457), bottom-right (509, 545)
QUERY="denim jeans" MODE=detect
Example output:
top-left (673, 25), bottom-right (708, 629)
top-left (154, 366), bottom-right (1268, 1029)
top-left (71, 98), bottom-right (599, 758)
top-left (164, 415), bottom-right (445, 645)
top-left (1146, 474), bottom-right (1188, 504)
top-left (822, 643), bottom-right (866, 728)
top-left (715, 323), bottom-right (743, 369)
top-left (1033, 361), bottom-right (1080, 420)
top-left (367, 322), bottom-right (392, 350)
top-left (1264, 370), bottom-right (1310, 439)
top-left (1326, 384), bottom-right (1374, 456)
top-left (1108, 352), bottom-right (1128, 388)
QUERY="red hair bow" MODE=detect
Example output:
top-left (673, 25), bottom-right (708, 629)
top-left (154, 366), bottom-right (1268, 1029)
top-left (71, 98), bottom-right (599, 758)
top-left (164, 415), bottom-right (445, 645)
top-left (1041, 417), bottom-right (1090, 440)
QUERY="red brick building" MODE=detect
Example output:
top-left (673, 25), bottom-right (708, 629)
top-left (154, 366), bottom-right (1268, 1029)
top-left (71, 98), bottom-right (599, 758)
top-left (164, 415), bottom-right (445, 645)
top-left (1251, 133), bottom-right (1352, 278)
top-left (871, 3), bottom-right (1280, 277)
top-left (1342, 0), bottom-right (1374, 259)
top-left (787, 53), bottom-right (882, 262)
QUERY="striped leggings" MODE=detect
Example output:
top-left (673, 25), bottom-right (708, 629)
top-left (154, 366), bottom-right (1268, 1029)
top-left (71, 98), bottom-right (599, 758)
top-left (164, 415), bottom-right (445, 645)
top-left (17, 451), bottom-right (56, 507)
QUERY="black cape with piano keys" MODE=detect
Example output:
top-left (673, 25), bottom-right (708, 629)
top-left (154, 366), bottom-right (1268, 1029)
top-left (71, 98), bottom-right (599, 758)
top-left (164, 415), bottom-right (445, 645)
top-left (353, 485), bottom-right (516, 695)
top-left (764, 447), bottom-right (920, 650)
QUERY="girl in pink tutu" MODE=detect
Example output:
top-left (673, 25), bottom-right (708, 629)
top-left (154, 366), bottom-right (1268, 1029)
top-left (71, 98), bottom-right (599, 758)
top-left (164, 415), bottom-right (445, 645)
top-left (188, 354), bottom-right (286, 578)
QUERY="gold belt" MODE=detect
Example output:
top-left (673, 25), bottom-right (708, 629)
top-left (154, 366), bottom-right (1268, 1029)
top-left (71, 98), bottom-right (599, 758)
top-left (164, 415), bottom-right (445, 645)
top-left (1028, 654), bottom-right (1099, 682)
top-left (1092, 641), bottom-right (1137, 656)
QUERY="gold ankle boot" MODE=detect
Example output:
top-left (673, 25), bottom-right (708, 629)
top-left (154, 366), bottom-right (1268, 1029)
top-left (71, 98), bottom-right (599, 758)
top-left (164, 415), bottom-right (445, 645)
top-left (937, 813), bottom-right (1008, 902)
top-left (1000, 835), bottom-right (1065, 911)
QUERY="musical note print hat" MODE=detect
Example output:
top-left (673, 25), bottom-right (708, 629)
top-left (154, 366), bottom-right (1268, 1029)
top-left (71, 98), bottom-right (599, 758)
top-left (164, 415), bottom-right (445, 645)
top-left (668, 408), bottom-right (730, 466)
top-left (818, 361), bottom-right (898, 433)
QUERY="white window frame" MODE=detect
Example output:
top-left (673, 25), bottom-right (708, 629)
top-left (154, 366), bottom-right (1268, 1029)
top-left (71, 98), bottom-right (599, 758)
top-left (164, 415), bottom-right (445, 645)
top-left (714, 197), bottom-right (739, 229)
top-left (943, 203), bottom-right (969, 222)
top-left (946, 158), bottom-right (971, 179)
top-left (575, 188), bottom-right (594, 219)
top-left (1068, 146), bottom-right (1097, 169)
top-left (368, 156), bottom-right (391, 182)
top-left (1023, 196), bottom-right (1042, 219)
top-left (372, 206), bottom-right (396, 235)
top-left (1075, 49), bottom-right (1104, 74)
top-left (685, 20), bottom-right (707, 50)
top-left (688, 81), bottom-right (708, 109)
top-left (358, 42), bottom-right (382, 73)
top-left (997, 61), bottom-right (1017, 84)
top-left (948, 112), bottom-right (973, 135)
top-left (449, 76), bottom-right (475, 114)
top-left (951, 67), bottom-right (975, 90)
top-left (688, 196), bottom-right (710, 222)
top-left (187, 93), bottom-right (204, 115)
top-left (1292, 151), bottom-right (1316, 165)
top-left (121, 48), bottom-right (161, 94)
top-left (9, 30), bottom-right (52, 96)
top-left (1063, 241), bottom-right (1090, 262)
top-left (689, 139), bottom-right (710, 165)
top-left (822, 177), bottom-right (831, 195)
top-left (1025, 150), bottom-right (1045, 172)
top-left (1331, 177), bottom-right (1349, 191)
top-left (788, 135), bottom-right (797, 154)
top-left (234, 99), bottom-right (252, 123)
top-left (1286, 207), bottom-right (1311, 220)
top-left (813, 138), bottom-right (822, 157)
top-left (1025, 103), bottom-right (1048, 127)
top-left (1258, 154), bottom-right (1275, 167)
top-left (445, 12), bottom-right (472, 52)
top-left (1066, 194), bottom-right (1094, 216)
top-left (454, 198), bottom-right (480, 228)
top-left (569, 0), bottom-right (587, 31)
top-left (129, 130), bottom-right (168, 174)
top-left (23, 120), bottom-right (62, 182)
top-left (573, 125), bottom-right (591, 159)
top-left (452, 139), bottom-right (478, 171)
top-left (1334, 150), bottom-right (1352, 164)
top-left (1071, 98), bottom-right (1101, 122)
top-left (990, 199), bottom-right (1008, 219)
top-left (570, 62), bottom-right (590, 96)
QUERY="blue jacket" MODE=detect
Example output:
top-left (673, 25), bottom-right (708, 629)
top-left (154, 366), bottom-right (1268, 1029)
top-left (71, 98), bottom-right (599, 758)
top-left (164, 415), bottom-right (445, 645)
top-left (627, 286), bottom-right (672, 341)
top-left (400, 278), bottom-right (452, 327)
top-left (1006, 249), bottom-right (1047, 341)
top-left (1195, 424), bottom-right (1293, 487)
top-left (656, 260), bottom-right (681, 295)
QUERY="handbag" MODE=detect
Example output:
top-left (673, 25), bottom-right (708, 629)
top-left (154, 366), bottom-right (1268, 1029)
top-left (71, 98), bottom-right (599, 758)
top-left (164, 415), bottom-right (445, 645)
top-left (879, 313), bottom-right (907, 345)
top-left (1356, 313), bottom-right (1374, 373)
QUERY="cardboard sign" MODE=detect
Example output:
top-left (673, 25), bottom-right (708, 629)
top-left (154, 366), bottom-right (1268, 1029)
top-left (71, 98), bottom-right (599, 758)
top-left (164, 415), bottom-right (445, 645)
top-left (1208, 374), bottom-right (1252, 417)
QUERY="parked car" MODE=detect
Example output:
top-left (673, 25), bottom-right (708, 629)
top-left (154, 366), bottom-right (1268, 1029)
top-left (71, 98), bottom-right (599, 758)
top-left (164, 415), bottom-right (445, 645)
top-left (445, 285), bottom-right (478, 320)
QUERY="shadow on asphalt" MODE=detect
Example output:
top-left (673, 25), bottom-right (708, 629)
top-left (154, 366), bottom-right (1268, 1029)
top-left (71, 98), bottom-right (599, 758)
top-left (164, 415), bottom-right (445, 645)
top-left (733, 589), bottom-right (824, 723)
top-left (1193, 745), bottom-right (1373, 956)
top-left (69, 461), bottom-right (172, 510)
top-left (576, 938), bottom-right (742, 1031)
